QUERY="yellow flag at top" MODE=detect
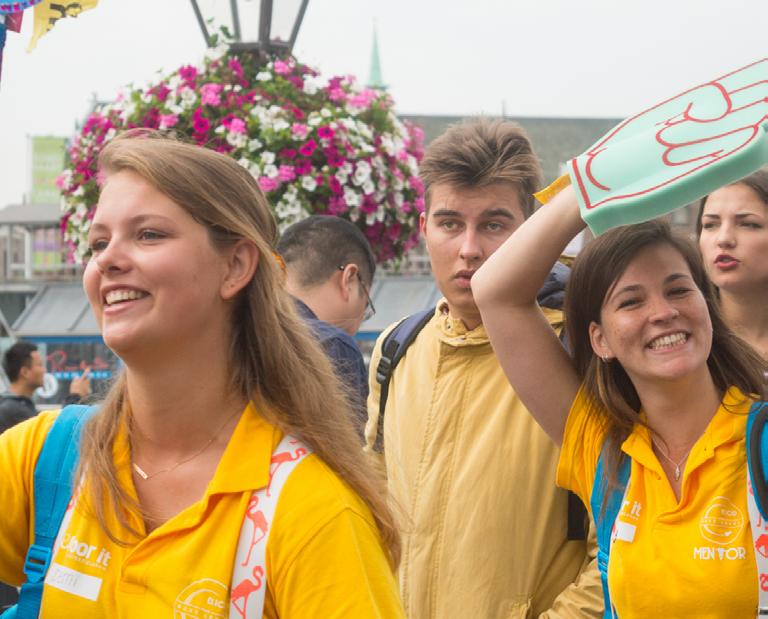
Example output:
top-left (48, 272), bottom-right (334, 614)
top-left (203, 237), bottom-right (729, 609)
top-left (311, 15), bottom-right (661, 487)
top-left (28, 0), bottom-right (99, 51)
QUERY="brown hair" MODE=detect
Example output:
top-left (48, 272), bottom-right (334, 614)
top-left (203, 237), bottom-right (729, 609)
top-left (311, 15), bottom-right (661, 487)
top-left (564, 220), bottom-right (764, 488)
top-left (696, 166), bottom-right (768, 236)
top-left (77, 131), bottom-right (400, 565)
top-left (418, 118), bottom-right (542, 217)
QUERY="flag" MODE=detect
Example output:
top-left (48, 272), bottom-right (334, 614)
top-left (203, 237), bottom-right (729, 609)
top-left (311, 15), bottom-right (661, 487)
top-left (0, 1), bottom-right (42, 14)
top-left (28, 0), bottom-right (99, 51)
top-left (5, 9), bottom-right (21, 31)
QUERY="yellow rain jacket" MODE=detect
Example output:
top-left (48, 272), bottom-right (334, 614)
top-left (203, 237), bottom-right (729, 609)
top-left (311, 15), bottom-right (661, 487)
top-left (365, 301), bottom-right (602, 619)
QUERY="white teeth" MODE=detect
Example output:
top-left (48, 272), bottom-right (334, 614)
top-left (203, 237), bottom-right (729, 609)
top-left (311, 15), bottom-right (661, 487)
top-left (648, 333), bottom-right (687, 350)
top-left (105, 289), bottom-right (147, 306)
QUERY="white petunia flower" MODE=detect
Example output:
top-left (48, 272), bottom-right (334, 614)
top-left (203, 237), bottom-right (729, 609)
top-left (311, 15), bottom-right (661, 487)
top-left (261, 152), bottom-right (276, 165)
top-left (273, 119), bottom-right (290, 132)
top-left (264, 164), bottom-right (279, 178)
top-left (344, 187), bottom-right (361, 207)
top-left (362, 180), bottom-right (375, 195)
top-left (227, 132), bottom-right (248, 149)
top-left (301, 176), bottom-right (317, 192)
top-left (248, 138), bottom-right (263, 151)
top-left (256, 71), bottom-right (272, 81)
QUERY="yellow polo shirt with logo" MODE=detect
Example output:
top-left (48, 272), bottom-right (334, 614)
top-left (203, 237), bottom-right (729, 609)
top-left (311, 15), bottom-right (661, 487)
top-left (0, 404), bottom-right (403, 618)
top-left (558, 386), bottom-right (757, 618)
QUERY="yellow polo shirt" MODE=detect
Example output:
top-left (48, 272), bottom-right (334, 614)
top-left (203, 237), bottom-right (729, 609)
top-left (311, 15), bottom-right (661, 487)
top-left (558, 386), bottom-right (757, 618)
top-left (0, 404), bottom-right (403, 618)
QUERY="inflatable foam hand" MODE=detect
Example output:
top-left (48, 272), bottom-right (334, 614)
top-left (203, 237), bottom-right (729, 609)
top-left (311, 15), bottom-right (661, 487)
top-left (569, 58), bottom-right (768, 235)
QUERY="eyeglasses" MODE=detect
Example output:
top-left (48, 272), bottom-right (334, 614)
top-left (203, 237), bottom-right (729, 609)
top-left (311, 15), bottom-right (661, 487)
top-left (338, 265), bottom-right (376, 321)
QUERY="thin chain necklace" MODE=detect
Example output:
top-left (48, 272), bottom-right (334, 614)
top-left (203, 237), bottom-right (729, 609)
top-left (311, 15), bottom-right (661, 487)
top-left (650, 435), bottom-right (698, 481)
top-left (131, 408), bottom-right (241, 481)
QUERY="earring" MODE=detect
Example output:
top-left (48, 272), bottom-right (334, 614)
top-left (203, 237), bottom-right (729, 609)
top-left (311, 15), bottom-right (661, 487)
top-left (601, 355), bottom-right (610, 363)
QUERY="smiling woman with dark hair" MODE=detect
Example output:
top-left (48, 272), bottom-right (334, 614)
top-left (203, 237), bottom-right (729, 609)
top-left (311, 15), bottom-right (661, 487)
top-left (473, 182), bottom-right (765, 618)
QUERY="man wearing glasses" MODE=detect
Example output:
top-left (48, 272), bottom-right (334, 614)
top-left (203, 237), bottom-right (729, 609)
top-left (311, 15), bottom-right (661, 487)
top-left (277, 215), bottom-right (376, 439)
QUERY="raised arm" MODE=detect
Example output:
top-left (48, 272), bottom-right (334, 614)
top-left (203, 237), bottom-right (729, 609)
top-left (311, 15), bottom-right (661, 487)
top-left (472, 185), bottom-right (585, 446)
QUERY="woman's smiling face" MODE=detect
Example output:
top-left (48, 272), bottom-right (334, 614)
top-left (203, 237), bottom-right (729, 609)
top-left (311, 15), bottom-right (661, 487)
top-left (589, 243), bottom-right (713, 389)
top-left (83, 170), bottom-right (231, 357)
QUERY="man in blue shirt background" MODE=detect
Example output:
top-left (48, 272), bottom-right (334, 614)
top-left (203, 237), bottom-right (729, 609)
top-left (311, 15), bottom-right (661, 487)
top-left (277, 216), bottom-right (376, 439)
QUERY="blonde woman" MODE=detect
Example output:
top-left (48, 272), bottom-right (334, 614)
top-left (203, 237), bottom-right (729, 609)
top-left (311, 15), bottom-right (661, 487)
top-left (0, 131), bottom-right (403, 618)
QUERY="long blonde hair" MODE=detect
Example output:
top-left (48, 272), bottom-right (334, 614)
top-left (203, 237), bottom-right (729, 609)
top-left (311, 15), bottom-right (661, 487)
top-left (77, 130), bottom-right (400, 565)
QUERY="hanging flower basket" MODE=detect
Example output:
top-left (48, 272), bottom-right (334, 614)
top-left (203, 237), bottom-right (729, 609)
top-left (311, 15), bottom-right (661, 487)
top-left (58, 44), bottom-right (425, 263)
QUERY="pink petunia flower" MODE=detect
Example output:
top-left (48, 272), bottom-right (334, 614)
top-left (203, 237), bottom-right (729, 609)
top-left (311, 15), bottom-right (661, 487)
top-left (291, 123), bottom-right (309, 139)
top-left (317, 125), bottom-right (335, 140)
top-left (179, 65), bottom-right (198, 82)
top-left (277, 165), bottom-right (296, 182)
top-left (409, 176), bottom-right (425, 193)
top-left (258, 177), bottom-right (280, 192)
top-left (228, 58), bottom-right (244, 80)
top-left (299, 139), bottom-right (317, 157)
top-left (159, 114), bottom-right (179, 129)
top-left (274, 59), bottom-right (291, 75)
top-left (295, 159), bottom-right (312, 176)
top-left (229, 118), bottom-right (247, 134)
top-left (200, 83), bottom-right (223, 106)
top-left (193, 116), bottom-right (210, 133)
top-left (328, 177), bottom-right (343, 195)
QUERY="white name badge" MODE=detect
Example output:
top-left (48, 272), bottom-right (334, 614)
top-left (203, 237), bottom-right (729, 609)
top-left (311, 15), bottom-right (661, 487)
top-left (614, 520), bottom-right (636, 543)
top-left (45, 563), bottom-right (102, 601)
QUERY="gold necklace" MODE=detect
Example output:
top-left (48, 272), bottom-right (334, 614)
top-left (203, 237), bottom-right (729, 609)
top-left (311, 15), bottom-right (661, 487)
top-left (650, 435), bottom-right (697, 481)
top-left (131, 408), bottom-right (242, 481)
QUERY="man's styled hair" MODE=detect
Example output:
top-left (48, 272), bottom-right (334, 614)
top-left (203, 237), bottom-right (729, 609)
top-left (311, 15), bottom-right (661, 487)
top-left (277, 215), bottom-right (377, 287)
top-left (419, 118), bottom-right (543, 218)
top-left (3, 341), bottom-right (37, 383)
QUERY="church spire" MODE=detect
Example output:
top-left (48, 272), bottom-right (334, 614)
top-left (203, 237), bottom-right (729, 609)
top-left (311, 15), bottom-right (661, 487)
top-left (367, 21), bottom-right (386, 90)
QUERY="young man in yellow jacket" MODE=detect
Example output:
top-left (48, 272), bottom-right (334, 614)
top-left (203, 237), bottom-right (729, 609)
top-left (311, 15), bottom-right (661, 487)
top-left (365, 118), bottom-right (602, 619)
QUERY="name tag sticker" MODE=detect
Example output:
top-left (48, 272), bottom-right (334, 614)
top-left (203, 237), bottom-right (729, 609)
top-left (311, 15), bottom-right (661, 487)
top-left (614, 520), bottom-right (636, 543)
top-left (45, 563), bottom-right (102, 601)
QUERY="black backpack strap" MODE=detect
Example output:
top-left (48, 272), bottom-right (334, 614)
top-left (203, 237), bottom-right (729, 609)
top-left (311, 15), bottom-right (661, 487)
top-left (373, 308), bottom-right (435, 453)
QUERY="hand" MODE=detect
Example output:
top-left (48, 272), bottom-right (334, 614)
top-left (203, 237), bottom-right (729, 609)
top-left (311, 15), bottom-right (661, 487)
top-left (69, 368), bottom-right (91, 399)
top-left (570, 58), bottom-right (768, 234)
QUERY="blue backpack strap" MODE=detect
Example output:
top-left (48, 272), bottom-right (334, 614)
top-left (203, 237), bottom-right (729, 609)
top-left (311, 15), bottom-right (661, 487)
top-left (10, 405), bottom-right (97, 619)
top-left (746, 400), bottom-right (768, 520)
top-left (373, 308), bottom-right (435, 453)
top-left (590, 445), bottom-right (631, 619)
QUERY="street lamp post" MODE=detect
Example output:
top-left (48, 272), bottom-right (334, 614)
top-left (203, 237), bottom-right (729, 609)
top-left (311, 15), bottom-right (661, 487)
top-left (190, 0), bottom-right (309, 57)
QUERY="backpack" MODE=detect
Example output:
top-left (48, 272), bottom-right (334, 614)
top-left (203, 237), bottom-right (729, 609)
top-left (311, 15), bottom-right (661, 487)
top-left (1, 406), bottom-right (310, 619)
top-left (590, 400), bottom-right (768, 619)
top-left (373, 285), bottom-right (588, 541)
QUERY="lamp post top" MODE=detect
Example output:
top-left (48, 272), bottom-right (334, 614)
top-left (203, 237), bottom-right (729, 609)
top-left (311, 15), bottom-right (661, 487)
top-left (190, 0), bottom-right (309, 57)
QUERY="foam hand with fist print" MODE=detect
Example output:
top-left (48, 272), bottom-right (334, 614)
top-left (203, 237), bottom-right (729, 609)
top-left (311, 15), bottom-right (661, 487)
top-left (569, 58), bottom-right (768, 234)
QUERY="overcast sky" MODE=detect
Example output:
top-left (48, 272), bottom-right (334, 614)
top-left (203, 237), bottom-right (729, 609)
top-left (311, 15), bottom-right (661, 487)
top-left (0, 0), bottom-right (764, 208)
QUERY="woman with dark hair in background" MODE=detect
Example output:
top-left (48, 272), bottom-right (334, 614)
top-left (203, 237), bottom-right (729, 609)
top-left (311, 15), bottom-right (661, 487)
top-left (698, 167), bottom-right (768, 368)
